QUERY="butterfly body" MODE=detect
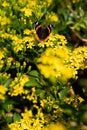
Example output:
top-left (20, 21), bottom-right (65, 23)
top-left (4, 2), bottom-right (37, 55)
top-left (34, 22), bottom-right (54, 42)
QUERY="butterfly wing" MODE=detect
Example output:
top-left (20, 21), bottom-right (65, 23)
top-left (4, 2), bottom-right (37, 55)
top-left (34, 22), bottom-right (54, 42)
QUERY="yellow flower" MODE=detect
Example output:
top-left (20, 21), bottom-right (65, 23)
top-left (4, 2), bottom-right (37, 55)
top-left (23, 29), bottom-right (31, 35)
top-left (45, 12), bottom-right (59, 22)
top-left (0, 16), bottom-right (11, 26)
top-left (0, 94), bottom-right (5, 100)
top-left (78, 96), bottom-right (84, 103)
top-left (2, 1), bottom-right (9, 7)
top-left (27, 0), bottom-right (37, 7)
top-left (0, 60), bottom-right (4, 69)
top-left (14, 44), bottom-right (23, 52)
top-left (51, 15), bottom-right (58, 22)
top-left (27, 42), bottom-right (34, 49)
top-left (7, 57), bottom-right (14, 67)
top-left (0, 85), bottom-right (7, 94)
top-left (21, 110), bottom-right (33, 119)
top-left (69, 46), bottom-right (87, 70)
top-left (12, 35), bottom-right (23, 52)
top-left (46, 0), bottom-right (53, 5)
top-left (44, 123), bottom-right (66, 130)
top-left (60, 67), bottom-right (75, 81)
top-left (37, 46), bottom-right (74, 82)
top-left (37, 45), bottom-right (87, 83)
top-left (0, 51), bottom-right (4, 60)
top-left (0, 85), bottom-right (7, 100)
top-left (9, 74), bottom-right (29, 96)
top-left (9, 121), bottom-right (21, 130)
top-left (21, 8), bottom-right (32, 17)
top-left (9, 107), bottom-right (45, 130)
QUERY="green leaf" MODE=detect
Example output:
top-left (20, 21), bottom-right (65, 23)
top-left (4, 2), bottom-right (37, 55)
top-left (4, 78), bottom-right (12, 88)
top-left (2, 102), bottom-right (13, 112)
top-left (29, 70), bottom-right (39, 77)
top-left (66, 21), bottom-right (74, 25)
top-left (25, 78), bottom-right (38, 88)
top-left (36, 89), bottom-right (45, 98)
top-left (60, 103), bottom-right (76, 115)
top-left (59, 87), bottom-right (69, 100)
top-left (79, 23), bottom-right (86, 29)
top-left (13, 113), bottom-right (21, 122)
top-left (6, 115), bottom-right (13, 124)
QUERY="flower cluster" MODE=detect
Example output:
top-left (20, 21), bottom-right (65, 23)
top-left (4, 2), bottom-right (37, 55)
top-left (69, 46), bottom-right (87, 70)
top-left (9, 108), bottom-right (46, 130)
top-left (37, 45), bottom-right (87, 83)
top-left (9, 74), bottom-right (29, 96)
top-left (37, 46), bottom-right (76, 82)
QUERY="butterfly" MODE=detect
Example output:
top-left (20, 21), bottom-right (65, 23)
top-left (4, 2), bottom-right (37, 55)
top-left (34, 22), bottom-right (54, 42)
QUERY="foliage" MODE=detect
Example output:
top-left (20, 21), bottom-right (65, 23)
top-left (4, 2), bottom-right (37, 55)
top-left (0, 0), bottom-right (87, 130)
